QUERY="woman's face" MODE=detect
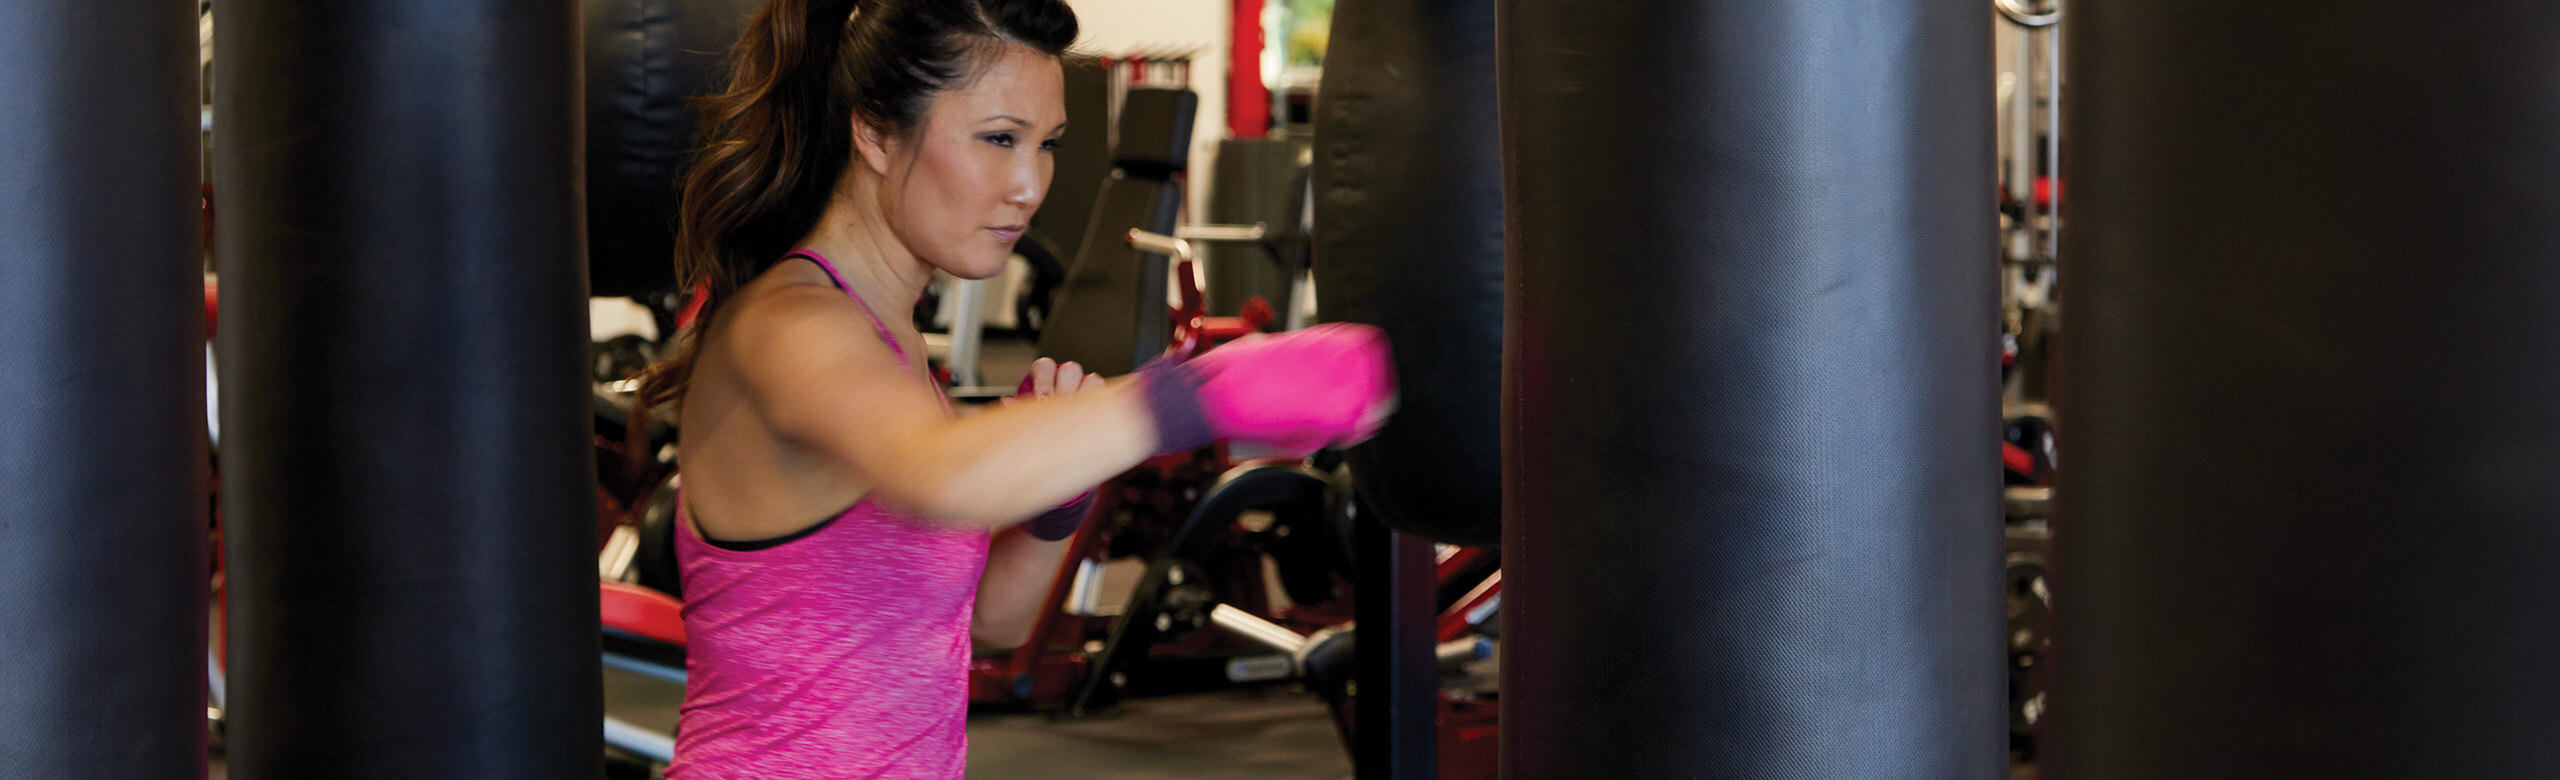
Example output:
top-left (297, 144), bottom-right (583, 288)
top-left (870, 45), bottom-right (1067, 280)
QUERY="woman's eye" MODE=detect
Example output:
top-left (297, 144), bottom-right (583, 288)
top-left (1039, 138), bottom-right (1062, 152)
top-left (985, 133), bottom-right (1017, 149)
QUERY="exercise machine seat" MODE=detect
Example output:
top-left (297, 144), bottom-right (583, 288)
top-left (600, 580), bottom-right (686, 647)
top-left (1035, 87), bottom-right (1197, 377)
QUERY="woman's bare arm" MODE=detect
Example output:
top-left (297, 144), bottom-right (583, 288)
top-left (971, 527), bottom-right (1072, 647)
top-left (971, 358), bottom-right (1110, 647)
top-left (727, 285), bottom-right (1158, 528)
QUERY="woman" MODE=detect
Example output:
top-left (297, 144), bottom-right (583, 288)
top-left (630, 0), bottom-right (1394, 776)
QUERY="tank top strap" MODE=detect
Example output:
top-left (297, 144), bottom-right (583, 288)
top-left (784, 249), bottom-right (909, 369)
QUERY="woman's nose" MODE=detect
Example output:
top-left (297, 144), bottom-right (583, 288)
top-left (1007, 163), bottom-right (1042, 208)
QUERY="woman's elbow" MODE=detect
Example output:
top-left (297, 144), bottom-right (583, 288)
top-left (914, 490), bottom-right (1023, 529)
top-left (870, 469), bottom-right (1015, 528)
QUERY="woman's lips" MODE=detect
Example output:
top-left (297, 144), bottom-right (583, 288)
top-left (988, 225), bottom-right (1025, 241)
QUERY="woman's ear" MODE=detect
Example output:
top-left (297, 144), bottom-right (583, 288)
top-left (852, 114), bottom-right (897, 178)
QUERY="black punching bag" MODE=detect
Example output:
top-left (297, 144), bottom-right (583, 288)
top-left (2053, 4), bottom-right (2560, 776)
top-left (217, 1), bottom-right (600, 776)
top-left (1313, 0), bottom-right (1505, 548)
top-left (586, 0), bottom-right (763, 299)
top-left (1499, 0), bottom-right (2003, 777)
top-left (0, 1), bottom-right (205, 776)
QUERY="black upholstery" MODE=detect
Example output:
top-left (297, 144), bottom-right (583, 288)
top-left (1112, 87), bottom-right (1197, 178)
top-left (1028, 58), bottom-right (1115, 268)
top-left (1201, 138), bottom-right (1309, 323)
top-left (1013, 58), bottom-right (1118, 335)
top-left (1035, 87), bottom-right (1198, 377)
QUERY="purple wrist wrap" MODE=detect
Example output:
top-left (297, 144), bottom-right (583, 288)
top-left (1025, 490), bottom-right (1096, 541)
top-left (1137, 358), bottom-right (1214, 453)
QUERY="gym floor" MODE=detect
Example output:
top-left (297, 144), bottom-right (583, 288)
top-left (211, 683), bottom-right (1351, 780)
top-left (209, 535), bottom-right (1359, 779)
top-left (613, 671), bottom-right (1352, 779)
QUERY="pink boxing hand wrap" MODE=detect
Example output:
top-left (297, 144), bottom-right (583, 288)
top-left (1135, 323), bottom-right (1395, 456)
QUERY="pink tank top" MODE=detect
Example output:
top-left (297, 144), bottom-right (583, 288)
top-left (669, 250), bottom-right (989, 779)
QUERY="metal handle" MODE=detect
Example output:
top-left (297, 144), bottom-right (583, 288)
top-left (1996, 0), bottom-right (2059, 28)
top-left (1126, 228), bottom-right (1194, 262)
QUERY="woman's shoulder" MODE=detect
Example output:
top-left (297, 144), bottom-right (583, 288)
top-left (695, 273), bottom-right (919, 435)
top-left (712, 275), bottom-right (884, 368)
top-left (722, 260), bottom-right (850, 327)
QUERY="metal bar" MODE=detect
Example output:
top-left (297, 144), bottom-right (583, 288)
top-left (210, 650), bottom-right (228, 711)
top-left (2006, 69), bottom-right (2031, 265)
top-left (1211, 603), bottom-right (1309, 656)
top-left (1127, 228), bottom-right (1195, 262)
top-left (602, 717), bottom-right (674, 764)
top-left (598, 525), bottom-right (640, 581)
top-left (1068, 558), bottom-right (1105, 616)
top-left (947, 278), bottom-right (987, 387)
top-left (2019, 16), bottom-right (2045, 265)
top-left (1175, 223), bottom-right (1268, 242)
top-left (600, 653), bottom-right (688, 686)
top-left (1436, 637), bottom-right (1492, 668)
top-left (2040, 11), bottom-right (2062, 264)
top-left (1352, 514), bottom-right (1436, 779)
top-left (1439, 570), bottom-right (1502, 643)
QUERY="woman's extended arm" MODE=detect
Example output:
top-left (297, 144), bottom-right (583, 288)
top-left (726, 283), bottom-right (1391, 534)
top-left (729, 286), bottom-right (1158, 528)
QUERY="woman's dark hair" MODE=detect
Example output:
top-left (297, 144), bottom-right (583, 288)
top-left (630, 0), bottom-right (1078, 422)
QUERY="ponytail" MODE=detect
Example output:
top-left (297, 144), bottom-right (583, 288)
top-left (626, 0), bottom-right (1079, 453)
top-left (628, 0), bottom-right (858, 440)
